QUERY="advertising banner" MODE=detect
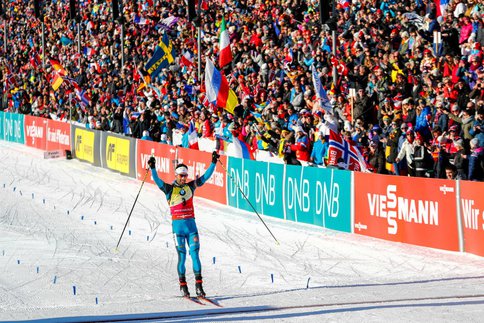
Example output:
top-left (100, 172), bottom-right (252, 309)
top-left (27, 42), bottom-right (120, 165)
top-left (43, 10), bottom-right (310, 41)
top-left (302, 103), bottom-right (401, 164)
top-left (3, 112), bottom-right (25, 144)
top-left (46, 120), bottom-right (71, 151)
top-left (136, 141), bottom-right (227, 204)
top-left (137, 139), bottom-right (178, 183)
top-left (354, 172), bottom-right (459, 251)
top-left (284, 165), bottom-right (351, 230)
top-left (227, 159), bottom-right (285, 219)
top-left (0, 111), bottom-right (4, 140)
top-left (177, 147), bottom-right (227, 205)
top-left (71, 125), bottom-right (101, 166)
top-left (100, 132), bottom-right (136, 177)
top-left (24, 115), bottom-right (47, 150)
top-left (459, 181), bottom-right (484, 257)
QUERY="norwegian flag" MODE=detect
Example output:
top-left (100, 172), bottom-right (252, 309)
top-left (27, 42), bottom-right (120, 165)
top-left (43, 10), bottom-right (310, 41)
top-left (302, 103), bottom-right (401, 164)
top-left (327, 129), bottom-right (367, 172)
top-left (180, 51), bottom-right (194, 67)
top-left (29, 53), bottom-right (42, 69)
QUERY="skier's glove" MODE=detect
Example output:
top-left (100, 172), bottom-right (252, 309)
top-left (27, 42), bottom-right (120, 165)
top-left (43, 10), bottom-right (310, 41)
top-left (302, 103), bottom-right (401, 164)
top-left (212, 151), bottom-right (220, 164)
top-left (148, 157), bottom-right (156, 169)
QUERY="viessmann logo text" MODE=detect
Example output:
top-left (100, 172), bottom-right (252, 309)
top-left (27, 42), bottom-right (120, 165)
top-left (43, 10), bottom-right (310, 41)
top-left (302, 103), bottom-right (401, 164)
top-left (367, 185), bottom-right (439, 234)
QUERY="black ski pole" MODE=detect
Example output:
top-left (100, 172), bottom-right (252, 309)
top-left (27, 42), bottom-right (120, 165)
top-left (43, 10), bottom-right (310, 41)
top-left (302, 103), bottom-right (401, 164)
top-left (115, 167), bottom-right (150, 250)
top-left (217, 159), bottom-right (279, 245)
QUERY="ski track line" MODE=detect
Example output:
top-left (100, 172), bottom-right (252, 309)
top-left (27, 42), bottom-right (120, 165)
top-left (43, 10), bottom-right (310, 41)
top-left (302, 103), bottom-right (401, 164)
top-left (35, 293), bottom-right (484, 323)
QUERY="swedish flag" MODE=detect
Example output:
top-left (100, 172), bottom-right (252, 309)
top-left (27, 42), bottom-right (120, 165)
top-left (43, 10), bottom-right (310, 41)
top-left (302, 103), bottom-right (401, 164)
top-left (144, 33), bottom-right (176, 80)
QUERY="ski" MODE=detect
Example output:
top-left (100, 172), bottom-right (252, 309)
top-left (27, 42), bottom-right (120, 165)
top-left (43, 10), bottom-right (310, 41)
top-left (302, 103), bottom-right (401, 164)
top-left (197, 296), bottom-right (223, 307)
top-left (183, 296), bottom-right (206, 305)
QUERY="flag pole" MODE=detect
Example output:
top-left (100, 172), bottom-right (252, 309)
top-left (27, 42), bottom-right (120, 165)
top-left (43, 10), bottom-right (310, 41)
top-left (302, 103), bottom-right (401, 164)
top-left (197, 0), bottom-right (201, 82)
top-left (41, 22), bottom-right (45, 69)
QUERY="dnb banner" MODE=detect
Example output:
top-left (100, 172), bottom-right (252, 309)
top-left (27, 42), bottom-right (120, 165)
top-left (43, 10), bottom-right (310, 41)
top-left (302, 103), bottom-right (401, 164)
top-left (459, 181), bottom-right (484, 257)
top-left (354, 172), bottom-right (459, 251)
top-left (2, 112), bottom-right (25, 144)
top-left (226, 159), bottom-right (352, 231)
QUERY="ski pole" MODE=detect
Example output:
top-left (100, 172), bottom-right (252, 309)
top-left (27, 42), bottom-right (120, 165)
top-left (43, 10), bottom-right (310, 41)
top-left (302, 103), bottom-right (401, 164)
top-left (217, 159), bottom-right (279, 245)
top-left (115, 166), bottom-right (150, 251)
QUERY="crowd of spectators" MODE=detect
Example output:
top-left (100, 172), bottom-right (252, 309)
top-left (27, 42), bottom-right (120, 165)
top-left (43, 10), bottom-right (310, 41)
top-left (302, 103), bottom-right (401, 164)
top-left (1, 0), bottom-right (483, 181)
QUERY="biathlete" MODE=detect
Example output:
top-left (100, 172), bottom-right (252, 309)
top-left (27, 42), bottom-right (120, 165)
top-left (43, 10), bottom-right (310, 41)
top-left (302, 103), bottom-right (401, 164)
top-left (147, 151), bottom-right (219, 297)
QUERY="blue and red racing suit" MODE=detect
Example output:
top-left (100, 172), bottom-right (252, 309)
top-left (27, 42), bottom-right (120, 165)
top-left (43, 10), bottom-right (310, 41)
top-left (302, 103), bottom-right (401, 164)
top-left (151, 163), bottom-right (216, 278)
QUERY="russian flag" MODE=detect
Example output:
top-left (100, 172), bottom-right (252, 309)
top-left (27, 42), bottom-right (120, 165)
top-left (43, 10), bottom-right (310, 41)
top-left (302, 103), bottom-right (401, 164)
top-left (204, 59), bottom-right (239, 115)
top-left (230, 137), bottom-right (254, 160)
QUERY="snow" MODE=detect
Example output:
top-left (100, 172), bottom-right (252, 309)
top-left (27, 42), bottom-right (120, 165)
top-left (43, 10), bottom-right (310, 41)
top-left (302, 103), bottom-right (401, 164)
top-left (0, 141), bottom-right (483, 322)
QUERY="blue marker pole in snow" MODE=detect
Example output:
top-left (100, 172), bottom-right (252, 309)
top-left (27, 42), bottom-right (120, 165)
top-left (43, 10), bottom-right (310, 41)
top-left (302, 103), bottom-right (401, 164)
top-left (53, 276), bottom-right (57, 284)
top-left (212, 257), bottom-right (216, 264)
top-left (238, 265), bottom-right (241, 273)
top-left (306, 277), bottom-right (311, 289)
top-left (37, 266), bottom-right (39, 274)
top-left (43, 198), bottom-right (45, 204)
top-left (73, 286), bottom-right (76, 295)
top-left (17, 260), bottom-right (20, 264)
top-left (32, 193), bottom-right (34, 199)
top-left (271, 274), bottom-right (274, 283)
top-left (95, 297), bottom-right (98, 305)
top-left (13, 187), bottom-right (16, 192)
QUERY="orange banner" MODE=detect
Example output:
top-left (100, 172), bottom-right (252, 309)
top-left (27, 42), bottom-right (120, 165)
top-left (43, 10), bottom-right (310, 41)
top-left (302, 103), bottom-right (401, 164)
top-left (136, 141), bottom-right (227, 205)
top-left (354, 173), bottom-right (459, 251)
top-left (459, 181), bottom-right (484, 257)
top-left (24, 115), bottom-right (47, 150)
top-left (46, 120), bottom-right (71, 151)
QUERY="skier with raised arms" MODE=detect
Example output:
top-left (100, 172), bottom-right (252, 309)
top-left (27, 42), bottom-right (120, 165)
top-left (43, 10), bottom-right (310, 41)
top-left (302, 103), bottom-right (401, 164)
top-left (147, 151), bottom-right (219, 298)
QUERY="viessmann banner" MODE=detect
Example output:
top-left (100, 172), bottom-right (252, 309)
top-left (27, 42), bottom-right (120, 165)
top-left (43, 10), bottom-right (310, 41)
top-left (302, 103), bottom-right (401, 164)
top-left (100, 132), bottom-right (136, 178)
top-left (354, 172), bottom-right (459, 251)
top-left (459, 181), bottom-right (484, 257)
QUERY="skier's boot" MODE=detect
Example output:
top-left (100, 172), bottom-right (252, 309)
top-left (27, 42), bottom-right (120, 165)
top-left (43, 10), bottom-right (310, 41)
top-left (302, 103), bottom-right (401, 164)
top-left (179, 277), bottom-right (190, 297)
top-left (195, 275), bottom-right (206, 297)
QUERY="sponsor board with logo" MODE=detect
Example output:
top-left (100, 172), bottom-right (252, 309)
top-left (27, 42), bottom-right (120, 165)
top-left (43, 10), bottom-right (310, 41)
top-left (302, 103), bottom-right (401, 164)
top-left (227, 158), bottom-right (284, 219)
top-left (226, 160), bottom-right (351, 230)
top-left (3, 112), bottom-right (25, 144)
top-left (71, 125), bottom-right (101, 166)
top-left (137, 141), bottom-right (227, 204)
top-left (459, 181), bottom-right (484, 257)
top-left (24, 115), bottom-right (47, 150)
top-left (46, 120), bottom-right (71, 151)
top-left (0, 111), bottom-right (4, 140)
top-left (101, 132), bottom-right (136, 177)
top-left (43, 150), bottom-right (65, 159)
top-left (354, 172), bottom-right (459, 251)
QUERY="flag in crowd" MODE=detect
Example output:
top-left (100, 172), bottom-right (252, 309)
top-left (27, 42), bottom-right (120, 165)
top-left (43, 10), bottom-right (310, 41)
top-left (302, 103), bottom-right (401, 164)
top-left (204, 59), bottom-right (238, 114)
top-left (181, 50), bottom-right (194, 67)
top-left (435, 0), bottom-right (449, 17)
top-left (230, 136), bottom-right (255, 160)
top-left (311, 64), bottom-right (333, 113)
top-left (218, 17), bottom-right (232, 68)
top-left (49, 60), bottom-right (68, 76)
top-left (144, 33), bottom-right (176, 79)
top-left (188, 120), bottom-right (199, 150)
top-left (133, 14), bottom-right (149, 25)
top-left (327, 129), bottom-right (367, 172)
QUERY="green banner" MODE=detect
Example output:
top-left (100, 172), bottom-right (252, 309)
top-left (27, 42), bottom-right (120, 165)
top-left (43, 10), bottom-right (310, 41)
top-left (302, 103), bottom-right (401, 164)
top-left (0, 111), bottom-right (4, 141)
top-left (3, 112), bottom-right (25, 144)
top-left (227, 158), bottom-right (351, 231)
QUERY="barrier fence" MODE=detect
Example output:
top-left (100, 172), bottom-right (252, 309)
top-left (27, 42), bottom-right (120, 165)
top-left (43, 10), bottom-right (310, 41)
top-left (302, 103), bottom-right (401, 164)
top-left (1, 112), bottom-right (482, 257)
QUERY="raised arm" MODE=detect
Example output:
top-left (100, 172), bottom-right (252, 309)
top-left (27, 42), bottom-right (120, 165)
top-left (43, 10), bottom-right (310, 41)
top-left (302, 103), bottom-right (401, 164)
top-left (195, 152), bottom-right (219, 187)
top-left (148, 157), bottom-right (167, 192)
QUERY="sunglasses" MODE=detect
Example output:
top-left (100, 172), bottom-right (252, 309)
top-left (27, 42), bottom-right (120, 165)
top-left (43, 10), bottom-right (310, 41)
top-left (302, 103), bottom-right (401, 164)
top-left (178, 174), bottom-right (188, 178)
